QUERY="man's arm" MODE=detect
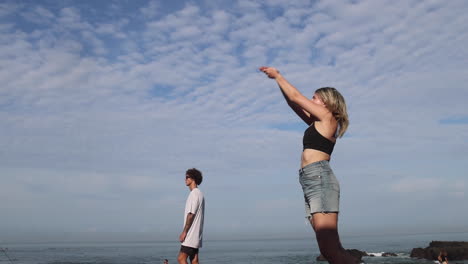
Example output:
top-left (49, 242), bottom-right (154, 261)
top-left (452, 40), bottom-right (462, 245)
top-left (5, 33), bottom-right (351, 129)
top-left (179, 213), bottom-right (195, 242)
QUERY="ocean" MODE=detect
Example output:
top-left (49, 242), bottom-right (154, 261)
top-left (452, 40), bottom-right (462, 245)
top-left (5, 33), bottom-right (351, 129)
top-left (1, 232), bottom-right (467, 264)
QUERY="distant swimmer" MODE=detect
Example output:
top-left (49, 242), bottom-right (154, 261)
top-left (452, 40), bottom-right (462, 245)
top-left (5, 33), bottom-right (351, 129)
top-left (260, 67), bottom-right (358, 264)
top-left (177, 168), bottom-right (205, 264)
top-left (163, 259), bottom-right (169, 264)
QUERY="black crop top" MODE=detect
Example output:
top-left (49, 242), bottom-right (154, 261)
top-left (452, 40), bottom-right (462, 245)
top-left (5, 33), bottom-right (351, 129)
top-left (303, 122), bottom-right (336, 155)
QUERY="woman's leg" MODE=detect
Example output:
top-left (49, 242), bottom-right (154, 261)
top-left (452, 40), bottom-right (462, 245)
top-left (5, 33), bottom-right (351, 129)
top-left (311, 212), bottom-right (358, 264)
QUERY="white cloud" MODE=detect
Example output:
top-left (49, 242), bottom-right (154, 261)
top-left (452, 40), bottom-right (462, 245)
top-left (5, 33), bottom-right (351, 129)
top-left (390, 177), bottom-right (466, 200)
top-left (58, 7), bottom-right (92, 30)
top-left (0, 2), bottom-right (20, 17)
top-left (390, 178), bottom-right (441, 193)
top-left (1, 0), bottom-right (467, 238)
top-left (21, 6), bottom-right (55, 24)
top-left (140, 0), bottom-right (161, 19)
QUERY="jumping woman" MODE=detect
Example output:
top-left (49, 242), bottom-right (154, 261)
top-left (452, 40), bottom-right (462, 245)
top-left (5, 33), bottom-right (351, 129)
top-left (260, 66), bottom-right (357, 264)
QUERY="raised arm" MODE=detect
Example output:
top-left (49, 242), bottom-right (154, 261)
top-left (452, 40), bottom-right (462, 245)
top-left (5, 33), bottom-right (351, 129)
top-left (259, 66), bottom-right (329, 122)
top-left (279, 87), bottom-right (316, 125)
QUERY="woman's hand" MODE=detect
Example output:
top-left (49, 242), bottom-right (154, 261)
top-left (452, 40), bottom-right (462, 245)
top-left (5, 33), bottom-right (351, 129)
top-left (259, 66), bottom-right (281, 79)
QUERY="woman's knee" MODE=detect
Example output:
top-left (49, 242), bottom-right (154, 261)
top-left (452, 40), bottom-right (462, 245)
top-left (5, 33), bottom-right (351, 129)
top-left (312, 213), bottom-right (338, 230)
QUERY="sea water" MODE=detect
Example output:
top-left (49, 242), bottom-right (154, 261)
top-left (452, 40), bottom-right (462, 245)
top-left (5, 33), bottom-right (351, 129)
top-left (1, 232), bottom-right (467, 264)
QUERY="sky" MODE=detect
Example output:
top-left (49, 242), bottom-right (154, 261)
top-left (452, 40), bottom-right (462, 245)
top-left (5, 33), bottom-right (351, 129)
top-left (1, 0), bottom-right (467, 243)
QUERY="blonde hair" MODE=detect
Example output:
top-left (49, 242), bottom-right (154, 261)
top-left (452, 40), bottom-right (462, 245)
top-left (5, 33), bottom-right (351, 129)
top-left (315, 87), bottom-right (349, 138)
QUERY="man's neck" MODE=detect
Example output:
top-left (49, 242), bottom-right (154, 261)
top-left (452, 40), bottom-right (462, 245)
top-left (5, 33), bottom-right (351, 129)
top-left (189, 184), bottom-right (197, 191)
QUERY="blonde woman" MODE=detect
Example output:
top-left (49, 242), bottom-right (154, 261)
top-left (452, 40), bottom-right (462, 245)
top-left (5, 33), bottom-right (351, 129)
top-left (260, 66), bottom-right (356, 264)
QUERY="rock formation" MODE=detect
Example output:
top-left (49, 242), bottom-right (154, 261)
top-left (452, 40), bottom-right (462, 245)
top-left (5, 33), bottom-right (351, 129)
top-left (316, 249), bottom-right (367, 262)
top-left (410, 241), bottom-right (468, 261)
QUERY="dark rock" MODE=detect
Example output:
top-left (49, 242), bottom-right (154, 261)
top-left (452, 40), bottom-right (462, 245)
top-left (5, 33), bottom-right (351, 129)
top-left (316, 249), bottom-right (367, 262)
top-left (348, 249), bottom-right (368, 260)
top-left (410, 248), bottom-right (426, 258)
top-left (382, 252), bottom-right (397, 257)
top-left (410, 241), bottom-right (468, 261)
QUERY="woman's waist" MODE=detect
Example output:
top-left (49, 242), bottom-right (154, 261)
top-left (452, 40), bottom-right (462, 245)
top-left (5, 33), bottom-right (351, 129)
top-left (301, 149), bottom-right (331, 168)
top-left (299, 159), bottom-right (333, 176)
top-left (299, 161), bottom-right (337, 183)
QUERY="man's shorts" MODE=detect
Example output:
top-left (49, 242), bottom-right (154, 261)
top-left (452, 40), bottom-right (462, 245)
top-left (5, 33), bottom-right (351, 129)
top-left (180, 245), bottom-right (199, 258)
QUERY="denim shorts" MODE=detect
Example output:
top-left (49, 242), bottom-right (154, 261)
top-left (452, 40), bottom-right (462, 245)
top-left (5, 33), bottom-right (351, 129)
top-left (299, 160), bottom-right (340, 218)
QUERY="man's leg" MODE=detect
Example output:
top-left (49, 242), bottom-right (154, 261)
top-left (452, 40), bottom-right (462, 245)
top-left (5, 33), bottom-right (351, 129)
top-left (177, 251), bottom-right (189, 264)
top-left (189, 253), bottom-right (199, 264)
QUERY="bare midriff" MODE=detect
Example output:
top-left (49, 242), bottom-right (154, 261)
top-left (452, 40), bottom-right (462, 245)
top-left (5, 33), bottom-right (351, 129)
top-left (301, 149), bottom-right (331, 168)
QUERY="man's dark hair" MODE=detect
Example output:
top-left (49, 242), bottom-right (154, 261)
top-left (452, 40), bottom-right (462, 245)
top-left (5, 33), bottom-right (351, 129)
top-left (186, 168), bottom-right (203, 185)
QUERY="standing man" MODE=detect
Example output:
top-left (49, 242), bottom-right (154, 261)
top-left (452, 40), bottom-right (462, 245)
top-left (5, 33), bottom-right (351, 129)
top-left (178, 168), bottom-right (205, 264)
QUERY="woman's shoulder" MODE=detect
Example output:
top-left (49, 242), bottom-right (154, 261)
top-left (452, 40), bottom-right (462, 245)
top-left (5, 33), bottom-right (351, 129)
top-left (315, 118), bottom-right (338, 130)
top-left (314, 119), bottom-right (338, 140)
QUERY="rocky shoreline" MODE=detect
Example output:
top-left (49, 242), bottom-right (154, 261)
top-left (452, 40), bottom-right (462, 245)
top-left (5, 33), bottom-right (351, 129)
top-left (316, 249), bottom-right (397, 262)
top-left (315, 241), bottom-right (468, 262)
top-left (410, 241), bottom-right (468, 261)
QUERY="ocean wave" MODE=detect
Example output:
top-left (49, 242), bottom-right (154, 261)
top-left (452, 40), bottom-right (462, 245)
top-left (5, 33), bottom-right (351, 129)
top-left (365, 252), bottom-right (408, 257)
top-left (366, 252), bottom-right (385, 257)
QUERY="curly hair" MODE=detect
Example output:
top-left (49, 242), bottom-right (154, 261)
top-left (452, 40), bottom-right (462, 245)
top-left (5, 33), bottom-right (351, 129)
top-left (186, 168), bottom-right (203, 185)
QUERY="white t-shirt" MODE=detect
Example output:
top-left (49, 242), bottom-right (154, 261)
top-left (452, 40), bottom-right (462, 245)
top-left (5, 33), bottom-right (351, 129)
top-left (182, 188), bottom-right (205, 248)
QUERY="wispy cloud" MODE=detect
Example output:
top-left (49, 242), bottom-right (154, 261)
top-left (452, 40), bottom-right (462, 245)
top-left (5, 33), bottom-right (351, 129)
top-left (1, 0), bottom-right (467, 239)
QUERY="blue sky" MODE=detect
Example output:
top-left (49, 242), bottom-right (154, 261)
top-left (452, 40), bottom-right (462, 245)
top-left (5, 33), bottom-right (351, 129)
top-left (1, 0), bottom-right (467, 242)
